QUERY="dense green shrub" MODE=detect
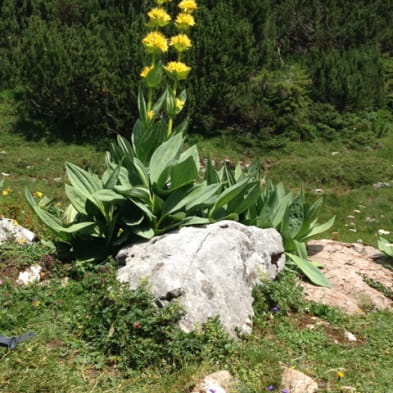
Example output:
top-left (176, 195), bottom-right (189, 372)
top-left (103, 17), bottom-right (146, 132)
top-left (225, 64), bottom-right (316, 147)
top-left (309, 46), bottom-right (385, 111)
top-left (17, 15), bottom-right (143, 141)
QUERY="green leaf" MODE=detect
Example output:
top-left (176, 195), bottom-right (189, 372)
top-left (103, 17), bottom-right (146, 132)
top-left (204, 156), bottom-right (220, 185)
top-left (298, 215), bottom-right (335, 241)
top-left (169, 155), bottom-right (199, 191)
top-left (65, 184), bottom-right (87, 215)
top-left (66, 162), bottom-right (102, 194)
top-left (209, 178), bottom-right (249, 218)
top-left (149, 132), bottom-right (183, 186)
top-left (378, 237), bottom-right (393, 257)
top-left (93, 189), bottom-right (126, 202)
top-left (286, 253), bottom-right (331, 288)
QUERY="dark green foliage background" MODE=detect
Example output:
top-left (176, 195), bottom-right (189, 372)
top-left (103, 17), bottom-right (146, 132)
top-left (0, 0), bottom-right (392, 143)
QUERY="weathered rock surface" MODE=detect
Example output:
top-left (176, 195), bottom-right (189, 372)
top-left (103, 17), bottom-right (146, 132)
top-left (0, 218), bottom-right (36, 245)
top-left (116, 220), bottom-right (285, 336)
top-left (281, 367), bottom-right (318, 393)
top-left (303, 239), bottom-right (393, 313)
top-left (191, 370), bottom-right (236, 393)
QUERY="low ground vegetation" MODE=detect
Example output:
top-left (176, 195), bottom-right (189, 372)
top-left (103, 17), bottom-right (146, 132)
top-left (1, 87), bottom-right (393, 392)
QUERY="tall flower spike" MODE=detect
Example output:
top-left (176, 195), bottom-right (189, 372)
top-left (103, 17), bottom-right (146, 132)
top-left (147, 8), bottom-right (171, 28)
top-left (142, 31), bottom-right (168, 54)
top-left (178, 0), bottom-right (197, 13)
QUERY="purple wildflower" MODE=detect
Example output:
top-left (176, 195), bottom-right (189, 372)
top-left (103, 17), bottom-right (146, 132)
top-left (208, 389), bottom-right (216, 393)
top-left (272, 306), bottom-right (279, 312)
top-left (267, 385), bottom-right (275, 391)
top-left (281, 389), bottom-right (289, 393)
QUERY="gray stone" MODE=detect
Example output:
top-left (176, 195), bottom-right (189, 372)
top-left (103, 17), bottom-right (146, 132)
top-left (116, 220), bottom-right (285, 336)
top-left (0, 218), bottom-right (36, 245)
top-left (281, 367), bottom-right (318, 393)
top-left (191, 370), bottom-right (236, 393)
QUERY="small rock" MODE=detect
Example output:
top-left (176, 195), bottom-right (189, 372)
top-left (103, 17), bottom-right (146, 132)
top-left (331, 151), bottom-right (340, 156)
top-left (281, 367), bottom-right (318, 393)
top-left (378, 229), bottom-right (390, 236)
top-left (344, 331), bottom-right (357, 342)
top-left (192, 370), bottom-right (235, 393)
top-left (373, 182), bottom-right (390, 189)
top-left (17, 264), bottom-right (42, 285)
top-left (365, 216), bottom-right (377, 223)
top-left (314, 188), bottom-right (324, 194)
top-left (0, 218), bottom-right (36, 245)
top-left (353, 209), bottom-right (361, 214)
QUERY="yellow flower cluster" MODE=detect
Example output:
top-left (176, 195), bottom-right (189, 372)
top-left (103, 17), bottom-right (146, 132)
top-left (164, 61), bottom-right (191, 80)
top-left (175, 98), bottom-right (185, 113)
top-left (33, 191), bottom-right (44, 198)
top-left (170, 34), bottom-right (192, 52)
top-left (142, 31), bottom-right (168, 54)
top-left (175, 13), bottom-right (195, 30)
top-left (1, 188), bottom-right (11, 196)
top-left (140, 65), bottom-right (154, 78)
top-left (178, 0), bottom-right (197, 13)
top-left (147, 7), bottom-right (171, 28)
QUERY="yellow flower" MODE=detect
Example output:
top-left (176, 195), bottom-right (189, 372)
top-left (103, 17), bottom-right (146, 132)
top-left (142, 31), bottom-right (168, 54)
top-left (178, 0), bottom-right (197, 13)
top-left (13, 219), bottom-right (19, 226)
top-left (336, 371), bottom-right (344, 379)
top-left (33, 191), bottom-right (44, 198)
top-left (1, 188), bottom-right (10, 196)
top-left (17, 237), bottom-right (26, 244)
top-left (147, 110), bottom-right (154, 120)
top-left (164, 61), bottom-right (191, 80)
top-left (176, 98), bottom-right (185, 113)
top-left (155, 0), bottom-right (172, 4)
top-left (175, 12), bottom-right (195, 30)
top-left (147, 7), bottom-right (171, 28)
top-left (32, 300), bottom-right (40, 308)
top-left (170, 34), bottom-right (192, 52)
top-left (140, 65), bottom-right (153, 78)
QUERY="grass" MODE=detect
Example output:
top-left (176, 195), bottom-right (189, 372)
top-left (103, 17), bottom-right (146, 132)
top-left (1, 90), bottom-right (393, 392)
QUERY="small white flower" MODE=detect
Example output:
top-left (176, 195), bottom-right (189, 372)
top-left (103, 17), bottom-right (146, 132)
top-left (378, 229), bottom-right (390, 235)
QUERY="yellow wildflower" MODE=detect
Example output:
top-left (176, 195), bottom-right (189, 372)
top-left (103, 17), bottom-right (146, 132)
top-left (13, 219), bottom-right (19, 226)
top-left (56, 202), bottom-right (62, 207)
top-left (140, 65), bottom-right (153, 79)
top-left (336, 371), bottom-right (344, 379)
top-left (175, 98), bottom-right (185, 113)
top-left (175, 13), bottom-right (195, 30)
top-left (1, 188), bottom-right (10, 196)
top-left (32, 300), bottom-right (40, 308)
top-left (147, 7), bottom-right (171, 28)
top-left (178, 0), bottom-right (197, 13)
top-left (155, 0), bottom-right (172, 4)
top-left (142, 31), bottom-right (168, 54)
top-left (147, 110), bottom-right (154, 120)
top-left (170, 34), bottom-right (192, 52)
top-left (17, 237), bottom-right (26, 244)
top-left (164, 61), bottom-right (191, 80)
top-left (33, 191), bottom-right (44, 198)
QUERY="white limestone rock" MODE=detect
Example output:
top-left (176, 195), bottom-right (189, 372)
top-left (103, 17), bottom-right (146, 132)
top-left (116, 220), bottom-right (285, 336)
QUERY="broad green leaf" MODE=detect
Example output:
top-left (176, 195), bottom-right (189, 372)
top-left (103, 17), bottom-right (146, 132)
top-left (298, 215), bottom-right (335, 241)
top-left (169, 155), bottom-right (199, 191)
top-left (93, 189), bottom-right (126, 202)
top-left (149, 132), bottom-right (183, 185)
top-left (229, 182), bottom-right (261, 215)
top-left (66, 162), bottom-right (102, 194)
top-left (378, 237), bottom-right (393, 257)
top-left (209, 178), bottom-right (249, 218)
top-left (286, 253), bottom-right (331, 288)
top-left (205, 156), bottom-right (220, 185)
top-left (114, 185), bottom-right (151, 202)
top-left (181, 216), bottom-right (210, 226)
top-left (65, 184), bottom-right (87, 215)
